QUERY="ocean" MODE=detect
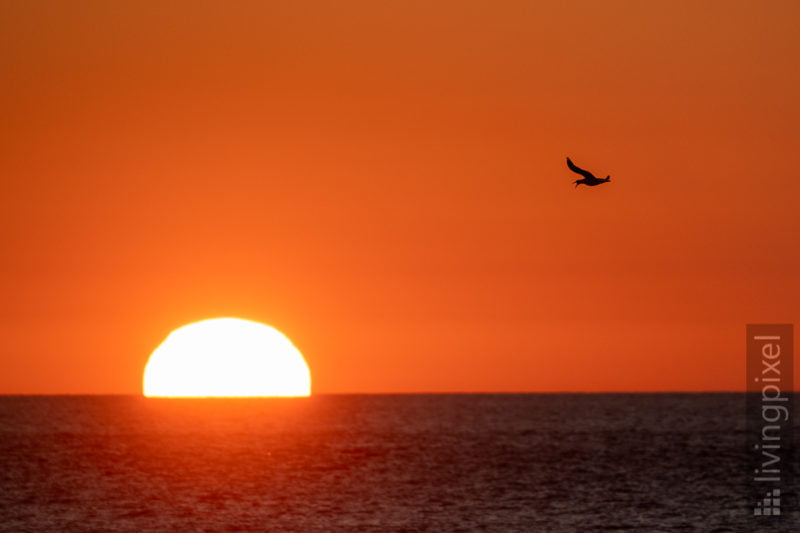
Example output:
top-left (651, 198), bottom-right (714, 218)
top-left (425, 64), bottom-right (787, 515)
top-left (0, 394), bottom-right (796, 531)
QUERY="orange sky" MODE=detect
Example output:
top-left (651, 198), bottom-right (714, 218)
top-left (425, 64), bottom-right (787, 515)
top-left (1, 1), bottom-right (798, 394)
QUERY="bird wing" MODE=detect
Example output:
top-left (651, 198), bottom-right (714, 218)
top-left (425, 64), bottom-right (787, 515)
top-left (566, 158), bottom-right (597, 180)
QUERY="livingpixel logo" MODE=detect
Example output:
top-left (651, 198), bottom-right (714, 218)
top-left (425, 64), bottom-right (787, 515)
top-left (746, 324), bottom-right (794, 520)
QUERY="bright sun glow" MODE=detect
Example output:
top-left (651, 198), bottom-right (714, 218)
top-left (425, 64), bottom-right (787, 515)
top-left (143, 318), bottom-right (311, 397)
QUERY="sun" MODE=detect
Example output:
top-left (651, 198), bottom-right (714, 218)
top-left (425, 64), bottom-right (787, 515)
top-left (143, 318), bottom-right (311, 397)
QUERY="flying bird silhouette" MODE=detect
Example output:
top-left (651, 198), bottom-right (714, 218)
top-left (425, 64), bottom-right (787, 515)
top-left (567, 157), bottom-right (611, 188)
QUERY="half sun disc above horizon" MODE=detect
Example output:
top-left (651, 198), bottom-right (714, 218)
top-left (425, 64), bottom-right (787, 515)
top-left (143, 318), bottom-right (311, 397)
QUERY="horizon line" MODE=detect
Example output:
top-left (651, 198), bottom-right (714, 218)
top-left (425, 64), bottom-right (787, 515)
top-left (0, 390), bottom-right (793, 397)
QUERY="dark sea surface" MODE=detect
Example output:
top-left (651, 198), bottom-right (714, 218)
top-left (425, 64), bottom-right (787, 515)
top-left (0, 394), bottom-right (796, 532)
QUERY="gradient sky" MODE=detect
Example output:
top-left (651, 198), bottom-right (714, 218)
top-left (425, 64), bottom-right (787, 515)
top-left (1, 1), bottom-right (798, 394)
